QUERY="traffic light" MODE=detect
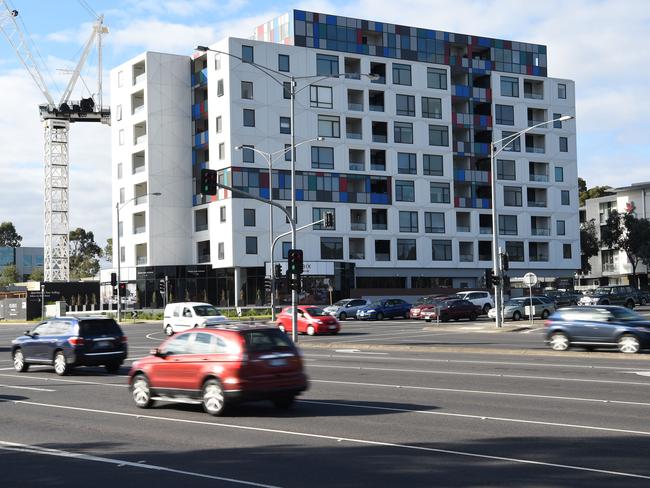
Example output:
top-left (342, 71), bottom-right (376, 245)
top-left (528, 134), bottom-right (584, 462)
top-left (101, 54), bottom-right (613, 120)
top-left (492, 275), bottom-right (501, 287)
top-left (501, 252), bottom-right (509, 272)
top-left (264, 277), bottom-right (272, 292)
top-left (200, 168), bottom-right (218, 195)
top-left (110, 272), bottom-right (117, 287)
top-left (288, 276), bottom-right (302, 293)
top-left (274, 264), bottom-right (282, 279)
top-left (324, 212), bottom-right (334, 228)
top-left (159, 279), bottom-right (166, 294)
top-left (485, 269), bottom-right (493, 289)
top-left (118, 282), bottom-right (127, 297)
top-left (287, 249), bottom-right (304, 275)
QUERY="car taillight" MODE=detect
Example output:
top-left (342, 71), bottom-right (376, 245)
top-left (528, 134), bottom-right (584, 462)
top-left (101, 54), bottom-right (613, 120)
top-left (544, 320), bottom-right (551, 327)
top-left (67, 337), bottom-right (85, 346)
top-left (121, 336), bottom-right (128, 343)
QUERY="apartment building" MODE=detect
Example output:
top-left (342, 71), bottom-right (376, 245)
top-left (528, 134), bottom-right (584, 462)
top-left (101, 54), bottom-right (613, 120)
top-left (108, 10), bottom-right (578, 307)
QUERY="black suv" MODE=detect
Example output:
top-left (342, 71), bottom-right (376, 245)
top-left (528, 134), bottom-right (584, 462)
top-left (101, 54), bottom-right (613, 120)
top-left (12, 317), bottom-right (128, 375)
top-left (578, 285), bottom-right (636, 308)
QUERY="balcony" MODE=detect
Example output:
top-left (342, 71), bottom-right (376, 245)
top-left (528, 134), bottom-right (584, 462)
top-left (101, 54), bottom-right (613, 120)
top-left (132, 60), bottom-right (145, 85)
top-left (351, 222), bottom-right (366, 231)
top-left (136, 256), bottom-right (147, 265)
top-left (197, 254), bottom-right (211, 263)
top-left (454, 141), bottom-right (489, 155)
top-left (479, 226), bottom-right (491, 234)
top-left (132, 151), bottom-right (145, 174)
top-left (133, 122), bottom-right (147, 146)
top-left (529, 173), bottom-right (549, 182)
top-left (452, 112), bottom-right (492, 128)
top-left (371, 121), bottom-right (387, 143)
top-left (530, 254), bottom-right (549, 262)
top-left (454, 169), bottom-right (490, 183)
top-left (524, 80), bottom-right (544, 100)
top-left (454, 197), bottom-right (491, 209)
top-left (346, 118), bottom-right (363, 140)
top-left (192, 100), bottom-right (208, 120)
top-left (457, 225), bottom-right (471, 232)
top-left (344, 57), bottom-right (361, 80)
top-left (528, 200), bottom-right (547, 208)
top-left (369, 90), bottom-right (384, 112)
top-left (135, 243), bottom-right (147, 265)
top-left (525, 133), bottom-right (545, 154)
top-left (602, 263), bottom-right (617, 273)
top-left (531, 227), bottom-right (551, 236)
top-left (194, 130), bottom-right (209, 148)
top-left (133, 73), bottom-right (146, 85)
top-left (191, 67), bottom-right (208, 86)
top-left (134, 195), bottom-right (148, 206)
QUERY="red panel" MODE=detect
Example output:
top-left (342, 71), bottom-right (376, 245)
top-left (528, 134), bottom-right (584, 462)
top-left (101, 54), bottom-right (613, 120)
top-left (339, 177), bottom-right (347, 192)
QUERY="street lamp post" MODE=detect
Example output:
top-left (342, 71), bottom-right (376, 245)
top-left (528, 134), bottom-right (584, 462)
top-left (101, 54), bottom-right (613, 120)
top-left (115, 192), bottom-right (162, 323)
top-left (490, 114), bottom-right (574, 328)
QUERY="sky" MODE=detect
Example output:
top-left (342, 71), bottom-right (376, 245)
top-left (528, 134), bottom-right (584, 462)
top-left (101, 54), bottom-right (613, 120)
top-left (1, 0), bottom-right (649, 248)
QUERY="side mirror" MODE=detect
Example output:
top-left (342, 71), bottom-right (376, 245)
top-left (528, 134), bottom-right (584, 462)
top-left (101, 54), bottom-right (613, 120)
top-left (24, 330), bottom-right (32, 337)
top-left (150, 348), bottom-right (165, 357)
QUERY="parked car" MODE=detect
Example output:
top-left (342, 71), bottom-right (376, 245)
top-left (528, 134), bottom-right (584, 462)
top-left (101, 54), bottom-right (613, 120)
top-left (545, 305), bottom-right (650, 354)
top-left (409, 295), bottom-right (453, 319)
top-left (356, 299), bottom-right (412, 321)
top-left (455, 291), bottom-right (494, 314)
top-left (421, 299), bottom-right (481, 322)
top-left (128, 325), bottom-right (308, 416)
top-left (12, 317), bottom-right (127, 375)
top-left (543, 290), bottom-right (580, 308)
top-left (276, 306), bottom-right (340, 335)
top-left (630, 288), bottom-right (650, 306)
top-left (488, 297), bottom-right (556, 321)
top-left (323, 299), bottom-right (371, 320)
top-left (163, 302), bottom-right (228, 336)
top-left (578, 286), bottom-right (636, 308)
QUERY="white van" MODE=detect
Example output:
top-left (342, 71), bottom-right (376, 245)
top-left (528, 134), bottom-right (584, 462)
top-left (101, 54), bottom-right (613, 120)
top-left (163, 302), bottom-right (228, 336)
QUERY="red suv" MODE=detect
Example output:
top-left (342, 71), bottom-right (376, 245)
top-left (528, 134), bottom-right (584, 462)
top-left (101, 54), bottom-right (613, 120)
top-left (128, 325), bottom-right (308, 416)
top-left (276, 306), bottom-right (340, 335)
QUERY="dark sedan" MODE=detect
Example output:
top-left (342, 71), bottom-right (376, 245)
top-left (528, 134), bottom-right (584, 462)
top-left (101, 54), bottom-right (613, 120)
top-left (545, 306), bottom-right (650, 354)
top-left (421, 299), bottom-right (480, 322)
top-left (356, 299), bottom-right (411, 321)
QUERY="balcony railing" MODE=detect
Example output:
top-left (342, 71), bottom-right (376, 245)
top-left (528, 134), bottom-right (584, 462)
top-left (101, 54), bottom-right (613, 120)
top-left (456, 225), bottom-right (471, 232)
top-left (530, 255), bottom-right (549, 262)
top-left (195, 224), bottom-right (208, 232)
top-left (454, 169), bottom-right (490, 183)
top-left (602, 263), bottom-right (617, 273)
top-left (132, 163), bottom-right (145, 174)
top-left (528, 200), bottom-right (547, 208)
top-left (351, 222), bottom-right (366, 231)
top-left (136, 256), bottom-right (147, 265)
top-left (524, 92), bottom-right (544, 100)
top-left (133, 226), bottom-right (146, 234)
top-left (531, 228), bottom-right (551, 236)
top-left (349, 163), bottom-right (364, 171)
top-left (454, 197), bottom-right (491, 209)
top-left (134, 73), bottom-right (146, 85)
top-left (132, 104), bottom-right (145, 115)
top-left (197, 254), bottom-right (211, 263)
top-left (347, 132), bottom-right (362, 140)
top-left (459, 253), bottom-right (474, 262)
top-left (526, 146), bottom-right (545, 154)
top-left (529, 173), bottom-right (549, 182)
top-left (479, 226), bottom-right (492, 234)
top-left (134, 134), bottom-right (147, 145)
top-left (372, 134), bottom-right (387, 143)
top-left (369, 104), bottom-right (384, 112)
top-left (345, 72), bottom-right (361, 80)
top-left (348, 102), bottom-right (363, 111)
top-left (134, 195), bottom-right (147, 205)
top-left (527, 119), bottom-right (546, 126)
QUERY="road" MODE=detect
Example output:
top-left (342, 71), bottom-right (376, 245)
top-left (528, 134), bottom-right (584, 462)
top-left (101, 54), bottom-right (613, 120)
top-left (2, 321), bottom-right (650, 486)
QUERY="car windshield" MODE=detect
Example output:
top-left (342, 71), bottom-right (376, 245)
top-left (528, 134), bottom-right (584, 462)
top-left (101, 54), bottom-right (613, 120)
top-left (305, 307), bottom-right (328, 316)
top-left (506, 299), bottom-right (528, 306)
top-left (610, 308), bottom-right (643, 321)
top-left (333, 300), bottom-right (350, 307)
top-left (193, 305), bottom-right (221, 316)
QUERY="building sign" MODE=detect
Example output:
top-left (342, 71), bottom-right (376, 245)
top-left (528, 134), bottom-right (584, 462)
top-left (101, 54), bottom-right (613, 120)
top-left (266, 261), bottom-right (334, 276)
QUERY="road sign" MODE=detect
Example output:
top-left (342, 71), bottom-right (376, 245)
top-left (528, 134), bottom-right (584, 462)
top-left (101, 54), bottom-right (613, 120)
top-left (522, 272), bottom-right (538, 287)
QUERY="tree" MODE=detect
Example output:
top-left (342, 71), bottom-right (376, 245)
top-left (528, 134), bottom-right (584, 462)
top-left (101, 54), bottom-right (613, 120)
top-left (580, 219), bottom-right (600, 274)
top-left (28, 267), bottom-right (44, 282)
top-left (578, 177), bottom-right (614, 207)
top-left (104, 238), bottom-right (113, 263)
top-left (69, 227), bottom-right (102, 280)
top-left (0, 264), bottom-right (19, 286)
top-left (0, 222), bottom-right (22, 247)
top-left (600, 210), bottom-right (650, 288)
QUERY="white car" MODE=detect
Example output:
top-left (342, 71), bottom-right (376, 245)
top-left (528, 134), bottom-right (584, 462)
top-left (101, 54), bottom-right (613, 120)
top-left (163, 302), bottom-right (228, 336)
top-left (455, 291), bottom-right (494, 315)
top-left (323, 299), bottom-right (371, 320)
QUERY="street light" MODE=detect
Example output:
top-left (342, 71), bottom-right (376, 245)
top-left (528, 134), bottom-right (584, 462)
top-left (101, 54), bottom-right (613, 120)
top-left (490, 114), bottom-right (574, 328)
top-left (234, 137), bottom-right (324, 321)
top-left (115, 191), bottom-right (162, 323)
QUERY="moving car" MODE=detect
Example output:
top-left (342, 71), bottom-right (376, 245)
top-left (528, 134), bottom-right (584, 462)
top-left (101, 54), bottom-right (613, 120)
top-left (488, 296), bottom-right (556, 321)
top-left (421, 299), bottom-right (480, 322)
top-left (409, 295), bottom-right (452, 319)
top-left (276, 306), bottom-right (340, 335)
top-left (12, 317), bottom-right (127, 375)
top-left (356, 299), bottom-right (411, 320)
top-left (578, 286), bottom-right (636, 309)
top-left (543, 290), bottom-right (580, 308)
top-left (128, 325), bottom-right (308, 416)
top-left (323, 298), bottom-right (371, 320)
top-left (163, 302), bottom-right (228, 336)
top-left (455, 291), bottom-right (494, 314)
top-left (545, 305), bottom-right (650, 354)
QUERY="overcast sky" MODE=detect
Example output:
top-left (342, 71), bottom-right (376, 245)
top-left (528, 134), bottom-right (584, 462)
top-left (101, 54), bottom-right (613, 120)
top-left (1, 0), bottom-right (649, 247)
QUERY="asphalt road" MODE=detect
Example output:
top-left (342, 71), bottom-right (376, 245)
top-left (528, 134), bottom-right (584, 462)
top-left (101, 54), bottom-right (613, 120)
top-left (2, 321), bottom-right (650, 487)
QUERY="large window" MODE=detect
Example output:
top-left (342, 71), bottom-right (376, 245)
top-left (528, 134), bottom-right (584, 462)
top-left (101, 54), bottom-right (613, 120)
top-left (241, 45), bottom-right (254, 63)
top-left (563, 243), bottom-right (572, 259)
top-left (432, 240), bottom-right (452, 261)
top-left (392, 63), bottom-right (412, 86)
top-left (495, 104), bottom-right (515, 125)
top-left (397, 239), bottom-right (417, 260)
top-left (504, 186), bottom-right (522, 206)
top-left (320, 237), bottom-right (343, 259)
top-left (396, 94), bottom-right (415, 116)
top-left (395, 180), bottom-right (415, 202)
top-left (557, 219), bottom-right (566, 236)
top-left (430, 182), bottom-right (450, 204)
top-left (502, 131), bottom-right (520, 152)
top-left (555, 166), bottom-right (564, 182)
top-left (428, 125), bottom-right (449, 146)
top-left (241, 145), bottom-right (254, 163)
top-left (425, 212), bottom-right (445, 233)
top-left (427, 67), bottom-right (447, 90)
top-left (283, 82), bottom-right (291, 99)
top-left (500, 76), bottom-right (519, 97)
top-left (243, 208), bottom-right (256, 227)
top-left (372, 208), bottom-right (387, 230)
top-left (423, 154), bottom-right (443, 176)
top-left (316, 54), bottom-right (339, 76)
top-left (241, 81), bottom-right (253, 99)
top-left (243, 109), bottom-right (255, 127)
top-left (349, 238), bottom-right (365, 260)
top-left (318, 115), bottom-right (340, 138)
top-left (215, 116), bottom-right (222, 133)
top-left (553, 112), bottom-right (563, 129)
top-left (561, 190), bottom-right (570, 205)
top-left (497, 159), bottom-right (516, 180)
top-left (399, 211), bottom-right (418, 232)
top-left (559, 136), bottom-right (568, 152)
top-left (278, 54), bottom-right (290, 72)
top-left (421, 97), bottom-right (442, 119)
top-left (506, 241), bottom-right (524, 262)
top-left (558, 83), bottom-right (567, 99)
top-left (313, 207), bottom-right (335, 230)
top-left (217, 79), bottom-right (224, 97)
top-left (375, 239), bottom-right (390, 261)
top-left (311, 146), bottom-right (334, 169)
top-left (245, 236), bottom-right (257, 254)
top-left (280, 117), bottom-right (291, 134)
top-left (498, 215), bottom-right (518, 235)
top-left (310, 85), bottom-right (333, 109)
top-left (394, 122), bottom-right (413, 144)
top-left (397, 152), bottom-right (416, 174)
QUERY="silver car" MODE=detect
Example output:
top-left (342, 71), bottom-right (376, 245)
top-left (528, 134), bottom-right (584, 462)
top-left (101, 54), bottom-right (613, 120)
top-left (488, 297), bottom-right (556, 321)
top-left (323, 299), bottom-right (371, 320)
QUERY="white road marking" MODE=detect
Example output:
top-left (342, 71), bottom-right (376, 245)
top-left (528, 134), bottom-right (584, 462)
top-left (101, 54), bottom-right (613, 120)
top-left (145, 332), bottom-right (164, 341)
top-left (628, 371), bottom-right (650, 377)
top-left (0, 384), bottom-right (55, 392)
top-left (0, 441), bottom-right (282, 487)
top-left (333, 349), bottom-right (388, 355)
top-left (0, 373), bottom-right (127, 388)
top-left (6, 400), bottom-right (650, 480)
top-left (0, 367), bottom-right (18, 371)
top-left (332, 331), bottom-right (462, 344)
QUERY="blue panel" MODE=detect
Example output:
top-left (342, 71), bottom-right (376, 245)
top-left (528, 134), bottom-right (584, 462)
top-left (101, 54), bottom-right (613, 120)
top-left (339, 192), bottom-right (348, 203)
top-left (375, 22), bottom-right (383, 32)
top-left (313, 22), bottom-right (319, 37)
top-left (326, 15), bottom-right (337, 25)
top-left (296, 189), bottom-right (304, 201)
top-left (314, 36), bottom-right (319, 48)
top-left (260, 187), bottom-right (269, 199)
top-left (192, 151), bottom-right (196, 165)
top-left (295, 10), bottom-right (306, 21)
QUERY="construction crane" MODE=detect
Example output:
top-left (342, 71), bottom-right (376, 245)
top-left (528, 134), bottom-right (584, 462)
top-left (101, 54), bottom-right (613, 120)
top-left (0, 1), bottom-right (110, 281)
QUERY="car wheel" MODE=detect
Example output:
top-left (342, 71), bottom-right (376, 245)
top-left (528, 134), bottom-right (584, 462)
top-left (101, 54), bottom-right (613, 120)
top-left (12, 348), bottom-right (29, 372)
top-left (306, 325), bottom-right (315, 336)
top-left (202, 379), bottom-right (226, 416)
top-left (339, 312), bottom-right (347, 321)
top-left (512, 311), bottom-right (521, 321)
top-left (482, 304), bottom-right (491, 315)
top-left (131, 374), bottom-right (153, 408)
top-left (541, 309), bottom-right (550, 319)
top-left (164, 324), bottom-right (174, 336)
top-left (53, 351), bottom-right (70, 376)
top-left (105, 362), bottom-right (121, 374)
top-left (549, 332), bottom-right (570, 351)
top-left (625, 300), bottom-right (635, 309)
top-left (272, 394), bottom-right (296, 410)
top-left (469, 311), bottom-right (478, 321)
top-left (375, 312), bottom-right (384, 321)
top-left (618, 334), bottom-right (641, 354)
top-left (641, 297), bottom-right (648, 306)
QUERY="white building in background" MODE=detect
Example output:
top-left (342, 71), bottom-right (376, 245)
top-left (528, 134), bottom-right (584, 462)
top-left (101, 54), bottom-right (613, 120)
top-left (107, 10), bottom-right (579, 307)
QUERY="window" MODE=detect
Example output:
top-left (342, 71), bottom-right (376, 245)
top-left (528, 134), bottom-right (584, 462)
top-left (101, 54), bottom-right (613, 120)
top-left (370, 149), bottom-right (386, 171)
top-left (241, 81), bottom-right (253, 99)
top-left (120, 246), bottom-right (125, 263)
top-left (396, 94), bottom-right (415, 116)
top-left (422, 97), bottom-right (442, 119)
top-left (561, 190), bottom-right (570, 205)
top-left (311, 146), bottom-right (334, 169)
top-left (428, 125), bottom-right (449, 146)
top-left (243, 109), bottom-right (255, 127)
top-left (504, 186), bottom-right (522, 206)
top-left (321, 237), bottom-right (343, 259)
top-left (558, 83), bottom-right (567, 99)
top-left (119, 187), bottom-right (125, 204)
top-left (395, 180), bottom-right (415, 202)
top-left (245, 236), bottom-right (257, 254)
top-left (497, 159), bottom-right (516, 180)
top-left (397, 152), bottom-right (416, 174)
top-left (217, 242), bottom-right (224, 260)
top-left (430, 182), bottom-right (450, 203)
top-left (118, 220), bottom-right (123, 238)
top-left (506, 241), bottom-right (524, 262)
top-left (242, 145), bottom-right (254, 163)
top-left (399, 211), bottom-right (418, 232)
top-left (215, 116), bottom-right (222, 133)
top-left (553, 113), bottom-right (563, 129)
top-left (349, 238), bottom-right (365, 259)
top-left (563, 243), bottom-right (572, 259)
top-left (432, 240), bottom-right (452, 261)
top-left (312, 208), bottom-right (335, 230)
top-left (425, 212), bottom-right (445, 233)
top-left (375, 239), bottom-right (390, 261)
top-left (394, 122), bottom-right (413, 144)
top-left (241, 45), bottom-right (254, 63)
top-left (278, 54), bottom-right (290, 72)
top-left (310, 85), bottom-right (333, 109)
top-left (283, 82), bottom-right (291, 99)
top-left (118, 129), bottom-right (124, 145)
top-left (217, 79), bottom-right (224, 97)
top-left (282, 242), bottom-right (291, 259)
top-left (284, 144), bottom-right (291, 161)
top-left (397, 239), bottom-right (417, 260)
top-left (372, 208), bottom-right (387, 230)
top-left (117, 70), bottom-right (124, 87)
top-left (392, 63), bottom-right (412, 86)
top-left (557, 220), bottom-right (566, 236)
top-left (318, 115), bottom-right (340, 138)
top-left (220, 205), bottom-right (226, 222)
top-left (502, 131), bottom-right (520, 152)
top-left (495, 104), bottom-right (515, 125)
top-left (243, 208), bottom-right (255, 227)
top-left (116, 105), bottom-right (122, 121)
top-left (316, 54), bottom-right (339, 76)
top-left (214, 55), bottom-right (221, 70)
top-left (498, 215), bottom-right (518, 235)
top-left (117, 163), bottom-right (122, 179)
top-left (427, 67), bottom-right (447, 90)
top-left (218, 143), bottom-right (225, 160)
top-left (500, 76), bottom-right (519, 97)
top-left (559, 136), bottom-right (568, 152)
top-left (423, 154), bottom-right (443, 176)
top-left (555, 166), bottom-right (564, 182)
top-left (280, 117), bottom-right (291, 134)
